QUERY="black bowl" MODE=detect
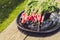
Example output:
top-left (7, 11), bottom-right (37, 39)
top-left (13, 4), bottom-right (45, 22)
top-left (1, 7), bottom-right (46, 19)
top-left (16, 11), bottom-right (60, 34)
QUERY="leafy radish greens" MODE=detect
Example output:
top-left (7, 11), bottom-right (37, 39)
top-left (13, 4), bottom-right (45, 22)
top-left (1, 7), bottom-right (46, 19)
top-left (25, 0), bottom-right (59, 16)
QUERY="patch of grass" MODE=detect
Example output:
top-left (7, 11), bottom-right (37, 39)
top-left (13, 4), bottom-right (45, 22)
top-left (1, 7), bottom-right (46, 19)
top-left (0, 0), bottom-right (27, 32)
top-left (0, 0), bottom-right (25, 24)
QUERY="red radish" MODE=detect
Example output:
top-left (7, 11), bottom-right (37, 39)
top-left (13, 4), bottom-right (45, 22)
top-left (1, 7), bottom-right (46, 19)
top-left (40, 15), bottom-right (43, 22)
top-left (27, 16), bottom-right (30, 20)
top-left (22, 13), bottom-right (26, 16)
top-left (30, 16), bottom-right (34, 21)
top-left (31, 13), bottom-right (37, 22)
top-left (41, 16), bottom-right (44, 22)
top-left (21, 13), bottom-right (28, 23)
top-left (37, 14), bottom-right (43, 22)
top-left (37, 14), bottom-right (41, 22)
top-left (21, 16), bottom-right (28, 23)
top-left (21, 12), bottom-right (44, 23)
top-left (21, 13), bottom-right (27, 19)
top-left (21, 19), bottom-right (26, 23)
top-left (34, 14), bottom-right (37, 19)
top-left (34, 14), bottom-right (38, 22)
top-left (28, 15), bottom-right (34, 21)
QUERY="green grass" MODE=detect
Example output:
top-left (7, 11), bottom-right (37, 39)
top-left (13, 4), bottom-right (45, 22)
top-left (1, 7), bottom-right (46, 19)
top-left (0, 0), bottom-right (25, 23)
top-left (0, 0), bottom-right (27, 32)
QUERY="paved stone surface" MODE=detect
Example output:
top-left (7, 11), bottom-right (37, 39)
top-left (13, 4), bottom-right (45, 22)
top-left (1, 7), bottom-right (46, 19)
top-left (0, 19), bottom-right (26, 40)
top-left (25, 32), bottom-right (60, 40)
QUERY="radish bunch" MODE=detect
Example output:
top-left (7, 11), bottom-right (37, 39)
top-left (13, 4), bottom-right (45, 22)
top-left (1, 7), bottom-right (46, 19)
top-left (21, 12), bottom-right (44, 24)
top-left (21, 0), bottom-right (57, 24)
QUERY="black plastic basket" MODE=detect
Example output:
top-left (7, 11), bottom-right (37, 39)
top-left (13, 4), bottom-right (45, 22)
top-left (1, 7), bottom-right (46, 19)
top-left (16, 11), bottom-right (60, 36)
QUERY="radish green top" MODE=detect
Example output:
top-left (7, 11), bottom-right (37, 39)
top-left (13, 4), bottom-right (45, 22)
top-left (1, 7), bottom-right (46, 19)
top-left (25, 0), bottom-right (58, 16)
